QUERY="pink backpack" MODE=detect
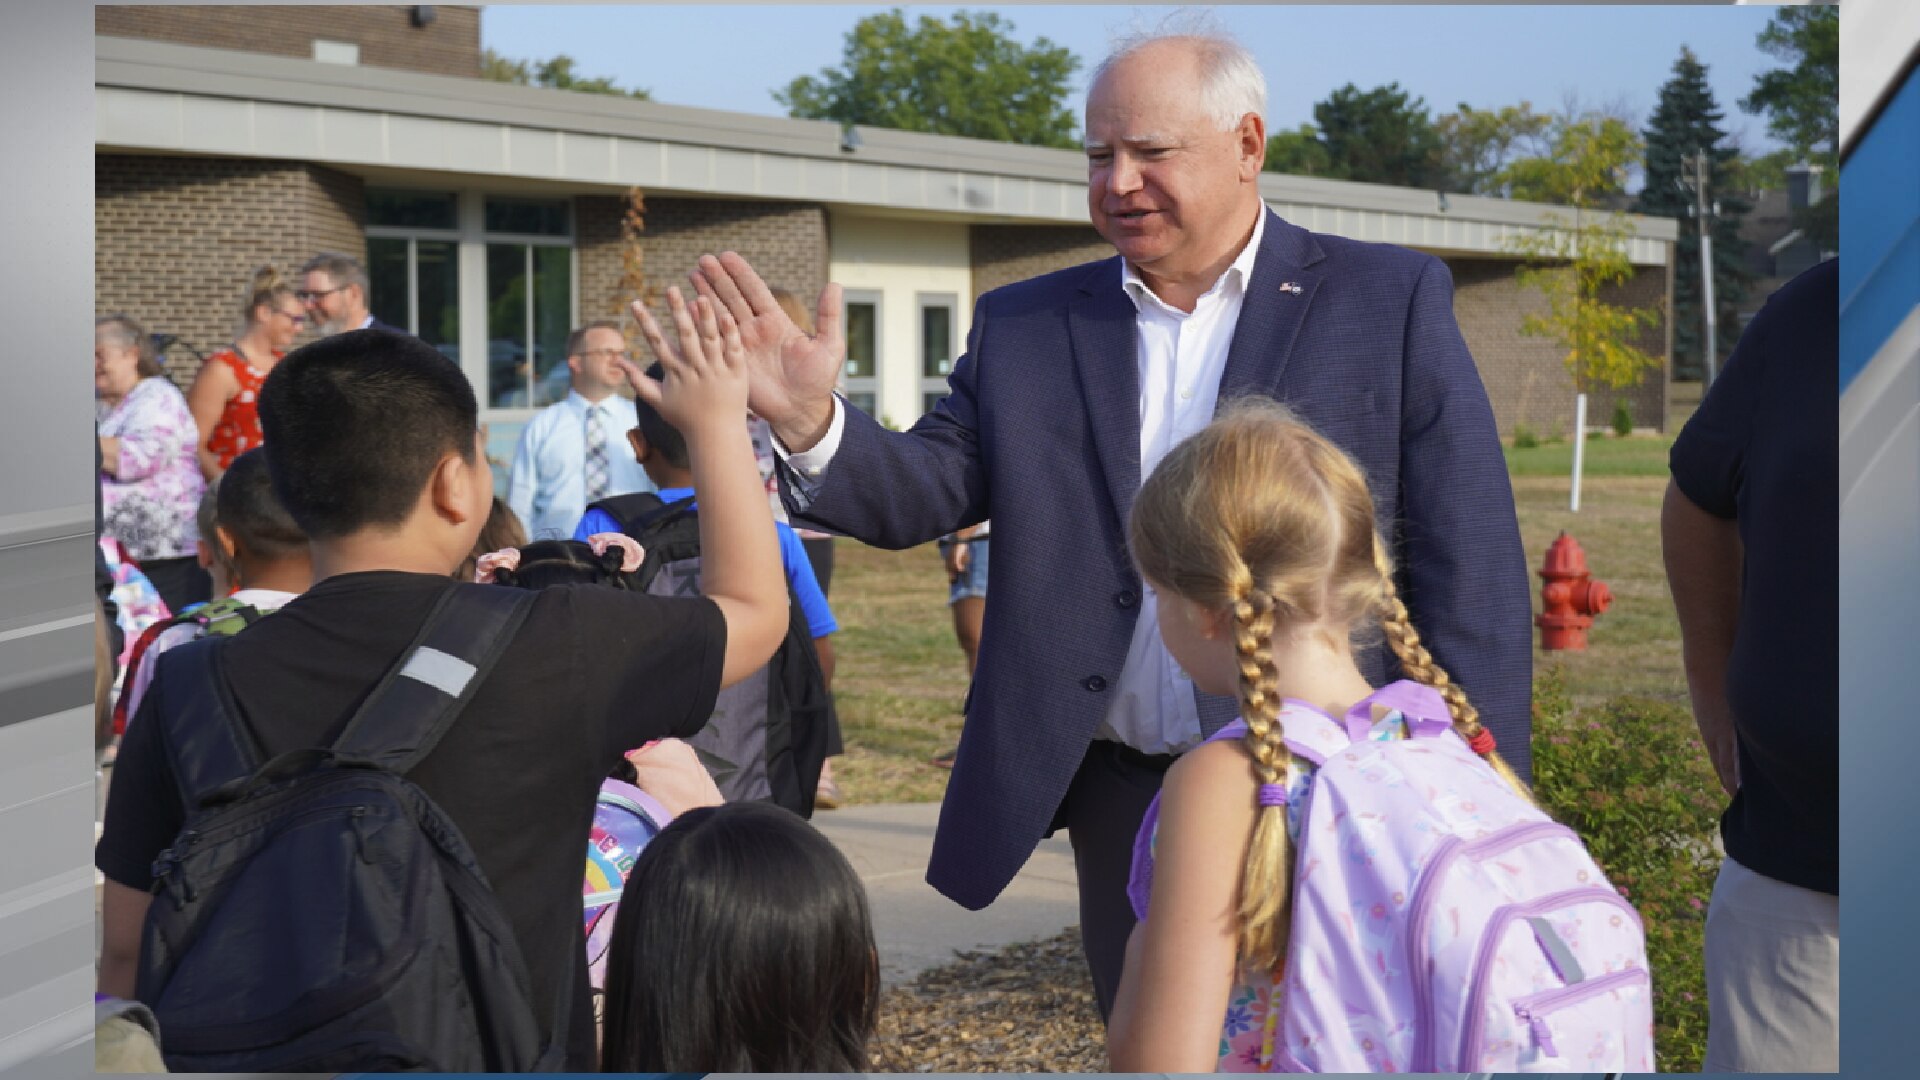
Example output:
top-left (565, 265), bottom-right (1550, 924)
top-left (1135, 681), bottom-right (1654, 1072)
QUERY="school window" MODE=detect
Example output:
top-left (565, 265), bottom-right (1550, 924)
top-left (483, 198), bottom-right (574, 410)
top-left (842, 290), bottom-right (881, 417)
top-left (365, 189), bottom-right (461, 364)
top-left (918, 293), bottom-right (957, 418)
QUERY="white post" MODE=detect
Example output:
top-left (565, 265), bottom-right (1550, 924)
top-left (1570, 392), bottom-right (1588, 512)
top-left (1700, 227), bottom-right (1718, 385)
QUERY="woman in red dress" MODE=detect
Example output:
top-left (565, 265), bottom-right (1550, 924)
top-left (186, 265), bottom-right (307, 480)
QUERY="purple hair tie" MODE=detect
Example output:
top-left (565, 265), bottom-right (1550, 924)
top-left (1257, 783), bottom-right (1289, 809)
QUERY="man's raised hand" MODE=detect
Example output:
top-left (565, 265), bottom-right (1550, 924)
top-left (689, 251), bottom-right (843, 451)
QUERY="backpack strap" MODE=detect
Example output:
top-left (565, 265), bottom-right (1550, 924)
top-left (587, 492), bottom-right (669, 534)
top-left (193, 597), bottom-right (263, 637)
top-left (153, 636), bottom-right (270, 809)
top-left (328, 585), bottom-right (536, 774)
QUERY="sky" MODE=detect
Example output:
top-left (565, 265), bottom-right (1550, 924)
top-left (479, 4), bottom-right (1789, 155)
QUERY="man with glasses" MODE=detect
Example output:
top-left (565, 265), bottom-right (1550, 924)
top-left (506, 319), bottom-right (655, 539)
top-left (298, 252), bottom-right (403, 336)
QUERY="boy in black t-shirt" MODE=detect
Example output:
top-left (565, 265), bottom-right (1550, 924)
top-left (96, 299), bottom-right (789, 1070)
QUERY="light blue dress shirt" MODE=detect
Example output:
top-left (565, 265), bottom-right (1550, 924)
top-left (505, 391), bottom-right (655, 540)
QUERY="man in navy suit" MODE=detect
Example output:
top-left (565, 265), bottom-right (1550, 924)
top-left (691, 29), bottom-right (1532, 1018)
top-left (299, 252), bottom-right (405, 336)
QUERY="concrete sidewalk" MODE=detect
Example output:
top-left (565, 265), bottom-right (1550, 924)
top-left (810, 803), bottom-right (1081, 988)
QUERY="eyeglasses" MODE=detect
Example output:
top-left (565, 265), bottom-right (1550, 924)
top-left (296, 287), bottom-right (345, 302)
top-left (274, 308), bottom-right (307, 324)
top-left (578, 348), bottom-right (631, 361)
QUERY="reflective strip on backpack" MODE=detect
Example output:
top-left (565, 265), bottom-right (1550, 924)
top-left (398, 647), bottom-right (476, 698)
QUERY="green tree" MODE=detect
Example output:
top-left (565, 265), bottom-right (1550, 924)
top-left (480, 48), bottom-right (650, 100)
top-left (1501, 114), bottom-right (1664, 396)
top-left (1741, 5), bottom-right (1840, 254)
top-left (1434, 102), bottom-right (1551, 195)
top-left (1311, 82), bottom-right (1448, 188)
top-left (776, 10), bottom-right (1080, 149)
top-left (1740, 5), bottom-right (1839, 165)
top-left (1636, 47), bottom-right (1752, 382)
top-left (1263, 122), bottom-right (1332, 177)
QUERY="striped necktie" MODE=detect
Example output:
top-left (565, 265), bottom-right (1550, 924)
top-left (584, 404), bottom-right (610, 503)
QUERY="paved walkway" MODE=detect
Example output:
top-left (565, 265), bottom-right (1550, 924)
top-left (809, 802), bottom-right (1082, 988)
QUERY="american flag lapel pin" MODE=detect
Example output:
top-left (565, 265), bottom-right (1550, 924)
top-left (1279, 281), bottom-right (1304, 295)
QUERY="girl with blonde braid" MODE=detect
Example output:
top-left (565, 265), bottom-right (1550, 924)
top-left (1108, 400), bottom-right (1535, 1072)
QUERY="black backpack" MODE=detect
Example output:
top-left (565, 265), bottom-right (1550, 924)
top-left (591, 492), bottom-right (834, 817)
top-left (135, 586), bottom-right (574, 1073)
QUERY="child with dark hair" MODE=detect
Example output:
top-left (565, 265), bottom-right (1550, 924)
top-left (98, 300), bottom-right (790, 1071)
top-left (599, 801), bottom-right (879, 1072)
top-left (576, 362), bottom-right (839, 810)
top-left (115, 446), bottom-right (313, 731)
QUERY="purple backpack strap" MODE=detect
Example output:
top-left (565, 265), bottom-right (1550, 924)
top-left (1342, 680), bottom-right (1453, 741)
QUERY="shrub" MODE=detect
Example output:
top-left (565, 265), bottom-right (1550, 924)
top-left (1612, 398), bottom-right (1635, 437)
top-left (1511, 423), bottom-right (1540, 450)
top-left (1546, 421), bottom-right (1566, 444)
top-left (1532, 667), bottom-right (1722, 1072)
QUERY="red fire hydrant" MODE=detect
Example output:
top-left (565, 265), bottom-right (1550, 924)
top-left (1536, 532), bottom-right (1611, 651)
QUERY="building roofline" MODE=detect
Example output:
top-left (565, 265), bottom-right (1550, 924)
top-left (95, 33), bottom-right (1677, 247)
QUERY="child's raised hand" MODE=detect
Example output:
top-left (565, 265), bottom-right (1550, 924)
top-left (621, 288), bottom-right (749, 438)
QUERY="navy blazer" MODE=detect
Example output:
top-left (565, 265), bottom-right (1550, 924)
top-left (785, 210), bottom-right (1533, 910)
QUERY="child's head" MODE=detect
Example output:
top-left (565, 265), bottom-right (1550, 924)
top-left (599, 801), bottom-right (879, 1073)
top-left (1129, 399), bottom-right (1526, 972)
top-left (454, 497), bottom-right (527, 582)
top-left (213, 448), bottom-right (311, 590)
top-left (257, 331), bottom-right (490, 570)
top-left (479, 538), bottom-right (642, 591)
top-left (625, 361), bottom-right (693, 487)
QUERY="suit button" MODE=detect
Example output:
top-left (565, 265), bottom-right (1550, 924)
top-left (1115, 589), bottom-right (1137, 609)
top-left (1084, 675), bottom-right (1108, 692)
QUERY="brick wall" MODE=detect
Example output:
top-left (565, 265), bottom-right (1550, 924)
top-left (969, 224), bottom-right (1110, 304)
top-left (575, 194), bottom-right (828, 333)
top-left (96, 154), bottom-right (366, 388)
top-left (96, 5), bottom-right (481, 79)
top-left (1447, 258), bottom-right (1671, 436)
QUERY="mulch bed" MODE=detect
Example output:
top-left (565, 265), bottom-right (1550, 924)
top-left (868, 930), bottom-right (1107, 1072)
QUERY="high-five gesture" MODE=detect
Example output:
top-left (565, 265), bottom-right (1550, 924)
top-left (688, 251), bottom-right (844, 452)
top-left (619, 287), bottom-right (750, 440)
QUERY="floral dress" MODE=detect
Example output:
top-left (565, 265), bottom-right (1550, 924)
top-left (203, 347), bottom-right (272, 470)
top-left (98, 377), bottom-right (206, 562)
top-left (1127, 693), bottom-right (1419, 1071)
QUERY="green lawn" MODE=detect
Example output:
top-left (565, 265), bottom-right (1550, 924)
top-left (1504, 433), bottom-right (1676, 476)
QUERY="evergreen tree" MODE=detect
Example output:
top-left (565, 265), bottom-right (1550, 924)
top-left (1636, 47), bottom-right (1751, 382)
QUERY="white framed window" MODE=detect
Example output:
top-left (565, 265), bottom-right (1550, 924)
top-left (482, 197), bottom-right (575, 410)
top-left (918, 292), bottom-right (958, 418)
top-left (841, 289), bottom-right (882, 417)
top-left (366, 189), bottom-right (461, 367)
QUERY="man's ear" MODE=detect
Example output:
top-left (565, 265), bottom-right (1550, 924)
top-left (625, 427), bottom-right (649, 464)
top-left (428, 451), bottom-right (479, 525)
top-left (1236, 112), bottom-right (1267, 180)
top-left (567, 353), bottom-right (584, 382)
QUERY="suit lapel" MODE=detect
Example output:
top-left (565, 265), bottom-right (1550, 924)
top-left (1066, 258), bottom-right (1143, 530)
top-left (1219, 210), bottom-right (1328, 404)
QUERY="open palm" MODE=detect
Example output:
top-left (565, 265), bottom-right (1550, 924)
top-left (690, 252), bottom-right (844, 444)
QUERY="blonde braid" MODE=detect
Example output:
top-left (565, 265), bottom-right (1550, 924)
top-left (1372, 539), bottom-right (1531, 800)
top-left (1231, 569), bottom-right (1296, 975)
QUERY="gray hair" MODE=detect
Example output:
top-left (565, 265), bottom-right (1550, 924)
top-left (1092, 18), bottom-right (1266, 131)
top-left (95, 313), bottom-right (162, 377)
top-left (299, 251), bottom-right (369, 294)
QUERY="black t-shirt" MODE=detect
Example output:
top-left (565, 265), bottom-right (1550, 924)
top-left (1668, 258), bottom-right (1838, 896)
top-left (97, 571), bottom-right (727, 1068)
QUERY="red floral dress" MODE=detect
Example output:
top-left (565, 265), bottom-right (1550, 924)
top-left (204, 347), bottom-right (273, 471)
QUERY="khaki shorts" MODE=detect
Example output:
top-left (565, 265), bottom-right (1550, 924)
top-left (1704, 855), bottom-right (1839, 1072)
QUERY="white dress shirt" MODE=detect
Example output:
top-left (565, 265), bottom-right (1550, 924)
top-left (506, 390), bottom-right (655, 540)
top-left (785, 210), bottom-right (1268, 754)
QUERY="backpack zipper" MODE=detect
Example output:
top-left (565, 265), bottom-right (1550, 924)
top-left (1510, 966), bottom-right (1650, 1060)
top-left (1456, 887), bottom-right (1642, 1068)
top-left (1406, 819), bottom-right (1579, 1070)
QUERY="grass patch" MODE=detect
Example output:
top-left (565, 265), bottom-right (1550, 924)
top-left (1505, 433), bottom-right (1675, 477)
